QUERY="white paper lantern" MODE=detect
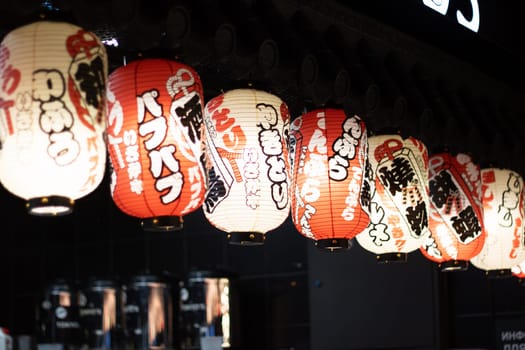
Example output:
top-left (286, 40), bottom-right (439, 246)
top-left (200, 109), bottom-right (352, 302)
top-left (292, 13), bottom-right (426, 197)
top-left (355, 134), bottom-right (430, 262)
top-left (0, 21), bottom-right (108, 215)
top-left (470, 168), bottom-right (525, 276)
top-left (202, 88), bottom-right (291, 245)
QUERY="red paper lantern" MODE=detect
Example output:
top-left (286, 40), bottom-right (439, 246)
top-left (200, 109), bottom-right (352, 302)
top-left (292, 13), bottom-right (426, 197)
top-left (355, 134), bottom-right (430, 262)
top-left (420, 152), bottom-right (485, 271)
top-left (201, 88), bottom-right (291, 245)
top-left (106, 58), bottom-right (205, 231)
top-left (289, 109), bottom-right (371, 251)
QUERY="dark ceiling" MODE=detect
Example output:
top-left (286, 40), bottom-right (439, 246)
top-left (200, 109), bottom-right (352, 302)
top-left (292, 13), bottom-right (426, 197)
top-left (1, 0), bottom-right (525, 173)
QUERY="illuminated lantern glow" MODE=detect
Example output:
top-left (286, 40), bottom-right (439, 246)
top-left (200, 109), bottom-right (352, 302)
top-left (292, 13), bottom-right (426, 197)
top-left (420, 152), bottom-right (485, 271)
top-left (470, 168), bottom-right (525, 277)
top-left (202, 88), bottom-right (290, 245)
top-left (355, 134), bottom-right (430, 262)
top-left (289, 109), bottom-right (372, 251)
top-left (0, 21), bottom-right (108, 216)
top-left (107, 58), bottom-right (205, 231)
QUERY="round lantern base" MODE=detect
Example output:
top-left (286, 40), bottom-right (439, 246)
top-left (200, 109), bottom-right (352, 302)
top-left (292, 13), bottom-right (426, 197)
top-left (315, 238), bottom-right (352, 252)
top-left (227, 232), bottom-right (265, 246)
top-left (141, 216), bottom-right (183, 232)
top-left (485, 269), bottom-right (512, 279)
top-left (439, 260), bottom-right (469, 272)
top-left (376, 252), bottom-right (407, 263)
top-left (27, 196), bottom-right (74, 216)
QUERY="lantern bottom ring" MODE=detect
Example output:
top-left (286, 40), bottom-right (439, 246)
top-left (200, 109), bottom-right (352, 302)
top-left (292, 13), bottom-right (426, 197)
top-left (485, 269), bottom-right (512, 279)
top-left (376, 252), bottom-right (407, 264)
top-left (439, 260), bottom-right (468, 272)
top-left (26, 196), bottom-right (74, 216)
top-left (141, 216), bottom-right (183, 232)
top-left (227, 232), bottom-right (265, 246)
top-left (315, 238), bottom-right (352, 252)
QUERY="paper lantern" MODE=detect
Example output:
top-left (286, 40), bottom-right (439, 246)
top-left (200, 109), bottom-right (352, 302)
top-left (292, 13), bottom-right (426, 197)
top-left (289, 108), bottom-right (372, 251)
top-left (0, 21), bottom-right (108, 215)
top-left (420, 152), bottom-right (485, 271)
top-left (355, 134), bottom-right (430, 262)
top-left (106, 58), bottom-right (205, 231)
top-left (202, 88), bottom-right (290, 245)
top-left (470, 168), bottom-right (525, 277)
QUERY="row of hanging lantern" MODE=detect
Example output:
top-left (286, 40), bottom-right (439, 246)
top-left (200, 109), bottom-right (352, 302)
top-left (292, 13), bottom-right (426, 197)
top-left (1, 21), bottom-right (525, 278)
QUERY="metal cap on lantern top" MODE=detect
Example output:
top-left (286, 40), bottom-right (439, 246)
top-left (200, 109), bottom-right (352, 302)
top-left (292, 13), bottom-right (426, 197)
top-left (420, 152), bottom-right (485, 272)
top-left (289, 108), bottom-right (372, 252)
top-left (202, 88), bottom-right (291, 245)
top-left (355, 134), bottom-right (430, 262)
top-left (470, 168), bottom-right (525, 278)
top-left (0, 21), bottom-right (108, 216)
top-left (106, 58), bottom-right (206, 232)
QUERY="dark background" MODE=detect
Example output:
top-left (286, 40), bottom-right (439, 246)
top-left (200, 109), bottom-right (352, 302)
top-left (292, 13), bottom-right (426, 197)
top-left (1, 1), bottom-right (525, 349)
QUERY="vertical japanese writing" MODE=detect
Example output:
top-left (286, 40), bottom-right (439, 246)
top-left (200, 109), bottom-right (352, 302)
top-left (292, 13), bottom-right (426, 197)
top-left (203, 95), bottom-right (230, 214)
top-left (257, 103), bottom-right (288, 210)
top-left (66, 29), bottom-right (107, 129)
top-left (298, 112), bottom-right (326, 233)
top-left (33, 69), bottom-right (80, 166)
top-left (341, 167), bottom-right (362, 220)
top-left (510, 218), bottom-right (523, 259)
top-left (379, 157), bottom-right (414, 196)
top-left (366, 202), bottom-right (390, 246)
top-left (66, 29), bottom-right (106, 193)
top-left (167, 67), bottom-right (204, 213)
top-left (430, 171), bottom-right (459, 211)
top-left (0, 44), bottom-right (23, 144)
top-left (376, 140), bottom-right (428, 238)
top-left (406, 200), bottom-right (428, 236)
top-left (498, 172), bottom-right (522, 227)
top-left (204, 166), bottom-right (227, 213)
top-left (299, 203), bottom-right (316, 239)
top-left (328, 115), bottom-right (362, 181)
top-left (210, 102), bottom-right (246, 182)
top-left (388, 215), bottom-right (406, 251)
top-left (138, 89), bottom-right (183, 204)
top-left (243, 147), bottom-right (259, 209)
top-left (106, 89), bottom-right (143, 195)
top-left (451, 205), bottom-right (482, 243)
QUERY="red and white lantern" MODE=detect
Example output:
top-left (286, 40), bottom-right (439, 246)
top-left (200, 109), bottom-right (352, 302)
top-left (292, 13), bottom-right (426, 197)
top-left (470, 168), bottom-right (525, 276)
top-left (420, 152), bottom-right (485, 271)
top-left (202, 88), bottom-right (290, 245)
top-left (0, 21), bottom-right (108, 215)
top-left (289, 109), bottom-right (371, 251)
top-left (355, 134), bottom-right (430, 262)
top-left (106, 58), bottom-right (205, 231)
